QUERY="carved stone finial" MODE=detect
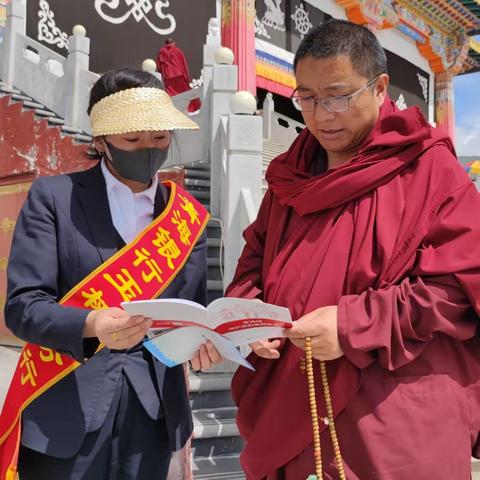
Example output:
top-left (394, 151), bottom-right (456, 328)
top-left (72, 24), bottom-right (86, 37)
top-left (230, 91), bottom-right (257, 115)
top-left (214, 47), bottom-right (234, 65)
top-left (142, 59), bottom-right (157, 73)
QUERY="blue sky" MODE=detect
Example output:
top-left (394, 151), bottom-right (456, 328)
top-left (454, 37), bottom-right (480, 157)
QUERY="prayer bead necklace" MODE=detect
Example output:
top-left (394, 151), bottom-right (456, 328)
top-left (303, 337), bottom-right (346, 480)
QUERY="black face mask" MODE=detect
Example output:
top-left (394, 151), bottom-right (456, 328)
top-left (105, 142), bottom-right (169, 184)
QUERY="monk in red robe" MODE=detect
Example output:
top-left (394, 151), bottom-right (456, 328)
top-left (226, 19), bottom-right (480, 480)
top-left (156, 38), bottom-right (201, 113)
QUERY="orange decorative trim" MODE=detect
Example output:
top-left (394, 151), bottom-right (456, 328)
top-left (335, 0), bottom-right (473, 74)
top-left (335, 0), bottom-right (368, 25)
top-left (416, 42), bottom-right (446, 73)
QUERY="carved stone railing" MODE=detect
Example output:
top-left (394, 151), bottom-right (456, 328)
top-left (216, 90), bottom-right (263, 285)
top-left (0, 0), bottom-right (228, 170)
top-left (262, 91), bottom-right (304, 148)
top-left (0, 1), bottom-right (98, 133)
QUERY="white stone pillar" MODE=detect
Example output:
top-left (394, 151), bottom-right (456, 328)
top-left (200, 19), bottom-right (222, 163)
top-left (2, 0), bottom-right (26, 89)
top-left (209, 47), bottom-right (237, 217)
top-left (222, 91), bottom-right (263, 285)
top-left (64, 25), bottom-right (90, 128)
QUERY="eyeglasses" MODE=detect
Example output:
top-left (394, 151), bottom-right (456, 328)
top-left (291, 74), bottom-right (382, 113)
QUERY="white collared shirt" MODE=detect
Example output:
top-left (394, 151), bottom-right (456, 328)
top-left (100, 160), bottom-right (158, 244)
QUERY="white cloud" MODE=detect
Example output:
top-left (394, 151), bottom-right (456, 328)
top-left (455, 115), bottom-right (480, 157)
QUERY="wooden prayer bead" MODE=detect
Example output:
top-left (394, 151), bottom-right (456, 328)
top-left (304, 337), bottom-right (346, 480)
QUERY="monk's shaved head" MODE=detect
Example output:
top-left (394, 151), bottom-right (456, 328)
top-left (294, 19), bottom-right (387, 79)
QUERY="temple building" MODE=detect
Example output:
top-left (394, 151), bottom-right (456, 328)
top-left (221, 0), bottom-right (480, 142)
top-left (0, 1), bottom-right (479, 478)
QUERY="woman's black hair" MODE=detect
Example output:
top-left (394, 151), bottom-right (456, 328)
top-left (87, 67), bottom-right (163, 114)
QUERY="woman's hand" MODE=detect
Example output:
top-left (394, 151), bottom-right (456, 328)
top-left (84, 307), bottom-right (152, 350)
top-left (190, 341), bottom-right (224, 371)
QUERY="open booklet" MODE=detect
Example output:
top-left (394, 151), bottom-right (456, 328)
top-left (121, 297), bottom-right (292, 370)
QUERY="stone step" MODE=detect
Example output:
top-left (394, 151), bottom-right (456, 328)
top-left (0, 85), bottom-right (22, 95)
top-left (192, 405), bottom-right (242, 467)
top-left (207, 220), bottom-right (222, 239)
top-left (47, 117), bottom-right (65, 126)
top-left (34, 108), bottom-right (56, 118)
top-left (74, 133), bottom-right (92, 144)
top-left (190, 388), bottom-right (235, 410)
top-left (22, 99), bottom-right (45, 110)
top-left (185, 178), bottom-right (211, 188)
top-left (192, 454), bottom-right (245, 480)
top-left (207, 280), bottom-right (223, 292)
top-left (192, 435), bottom-right (244, 459)
top-left (9, 92), bottom-right (32, 103)
top-left (192, 406), bottom-right (238, 439)
top-left (189, 371), bottom-right (233, 409)
top-left (186, 168), bottom-right (211, 180)
top-left (189, 189), bottom-right (210, 201)
top-left (61, 125), bottom-right (84, 135)
top-left (189, 371), bottom-right (232, 392)
top-left (207, 237), bottom-right (221, 257)
top-left (184, 161), bottom-right (210, 170)
top-left (208, 218), bottom-right (220, 227)
top-left (2, 85), bottom-right (94, 141)
top-left (207, 238), bottom-right (221, 248)
top-left (207, 227), bottom-right (221, 239)
top-left (207, 258), bottom-right (221, 267)
top-left (207, 239), bottom-right (221, 267)
top-left (208, 263), bottom-right (222, 281)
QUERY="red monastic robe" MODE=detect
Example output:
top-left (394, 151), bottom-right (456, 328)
top-left (226, 98), bottom-right (480, 480)
top-left (156, 43), bottom-right (201, 112)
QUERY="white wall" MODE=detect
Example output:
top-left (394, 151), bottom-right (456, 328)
top-left (305, 0), bottom-right (348, 20)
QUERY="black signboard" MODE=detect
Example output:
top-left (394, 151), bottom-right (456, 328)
top-left (255, 0), bottom-right (329, 53)
top-left (26, 0), bottom-right (216, 79)
top-left (386, 49), bottom-right (430, 118)
top-left (255, 1), bottom-right (430, 118)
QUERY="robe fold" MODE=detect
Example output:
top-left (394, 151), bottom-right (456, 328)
top-left (226, 98), bottom-right (480, 479)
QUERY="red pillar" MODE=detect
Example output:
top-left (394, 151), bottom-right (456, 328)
top-left (435, 71), bottom-right (456, 143)
top-left (221, 0), bottom-right (257, 94)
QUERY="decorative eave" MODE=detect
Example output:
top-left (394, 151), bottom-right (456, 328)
top-left (401, 0), bottom-right (478, 33)
top-left (335, 0), bottom-right (480, 74)
top-left (335, 0), bottom-right (399, 29)
top-left (456, 0), bottom-right (480, 29)
top-left (461, 36), bottom-right (480, 73)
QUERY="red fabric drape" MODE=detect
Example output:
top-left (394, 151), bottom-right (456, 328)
top-left (226, 98), bottom-right (480, 479)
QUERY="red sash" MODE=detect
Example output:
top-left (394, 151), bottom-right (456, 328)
top-left (0, 182), bottom-right (209, 479)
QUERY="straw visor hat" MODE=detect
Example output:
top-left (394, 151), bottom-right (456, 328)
top-left (90, 87), bottom-right (199, 137)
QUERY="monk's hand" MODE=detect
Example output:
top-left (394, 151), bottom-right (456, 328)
top-left (84, 307), bottom-right (152, 350)
top-left (190, 341), bottom-right (223, 371)
top-left (284, 306), bottom-right (343, 361)
top-left (249, 339), bottom-right (281, 359)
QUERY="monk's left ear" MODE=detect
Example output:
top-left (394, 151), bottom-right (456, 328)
top-left (375, 73), bottom-right (389, 103)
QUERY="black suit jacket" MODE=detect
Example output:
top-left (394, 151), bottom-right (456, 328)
top-left (5, 164), bottom-right (207, 458)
